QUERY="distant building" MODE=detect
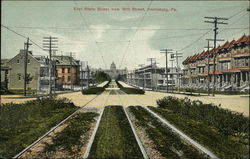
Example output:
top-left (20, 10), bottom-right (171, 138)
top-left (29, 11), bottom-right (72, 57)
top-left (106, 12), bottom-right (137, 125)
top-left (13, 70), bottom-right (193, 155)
top-left (181, 34), bottom-right (250, 92)
top-left (0, 59), bottom-right (11, 90)
top-left (6, 49), bottom-right (53, 91)
top-left (52, 55), bottom-right (80, 87)
top-left (103, 62), bottom-right (127, 79)
top-left (127, 64), bottom-right (182, 90)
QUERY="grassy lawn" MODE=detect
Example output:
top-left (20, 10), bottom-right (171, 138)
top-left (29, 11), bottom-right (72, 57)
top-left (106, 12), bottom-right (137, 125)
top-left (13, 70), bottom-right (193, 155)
top-left (128, 106), bottom-right (209, 159)
top-left (152, 96), bottom-right (249, 159)
top-left (0, 97), bottom-right (78, 158)
top-left (88, 106), bottom-right (143, 159)
top-left (40, 112), bottom-right (98, 157)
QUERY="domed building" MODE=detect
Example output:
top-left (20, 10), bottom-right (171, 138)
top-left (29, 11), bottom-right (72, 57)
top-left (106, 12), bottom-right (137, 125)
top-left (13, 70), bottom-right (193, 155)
top-left (104, 62), bottom-right (127, 79)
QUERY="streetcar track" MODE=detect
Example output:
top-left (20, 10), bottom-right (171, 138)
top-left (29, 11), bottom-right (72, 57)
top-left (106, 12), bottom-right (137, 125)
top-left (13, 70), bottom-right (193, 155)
top-left (124, 86), bottom-right (219, 159)
top-left (82, 91), bottom-right (111, 158)
top-left (117, 91), bottom-right (149, 159)
top-left (14, 93), bottom-right (101, 158)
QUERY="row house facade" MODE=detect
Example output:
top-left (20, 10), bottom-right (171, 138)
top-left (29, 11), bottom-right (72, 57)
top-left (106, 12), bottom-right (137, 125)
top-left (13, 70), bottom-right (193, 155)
top-left (181, 34), bottom-right (250, 92)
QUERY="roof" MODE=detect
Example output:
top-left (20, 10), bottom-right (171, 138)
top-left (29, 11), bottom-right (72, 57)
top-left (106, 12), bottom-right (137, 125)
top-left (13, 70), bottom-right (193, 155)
top-left (52, 55), bottom-right (79, 66)
top-left (182, 34), bottom-right (250, 64)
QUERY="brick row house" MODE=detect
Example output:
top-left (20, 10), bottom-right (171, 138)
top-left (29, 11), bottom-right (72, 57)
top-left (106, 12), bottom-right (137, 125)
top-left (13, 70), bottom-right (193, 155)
top-left (52, 55), bottom-right (80, 88)
top-left (181, 34), bottom-right (250, 92)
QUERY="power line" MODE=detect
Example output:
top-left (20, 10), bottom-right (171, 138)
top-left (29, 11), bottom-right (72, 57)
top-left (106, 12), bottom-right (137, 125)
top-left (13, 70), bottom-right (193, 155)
top-left (119, 0), bottom-right (153, 69)
top-left (73, 0), bottom-right (107, 69)
top-left (179, 29), bottom-right (212, 51)
top-left (1, 24), bottom-right (45, 51)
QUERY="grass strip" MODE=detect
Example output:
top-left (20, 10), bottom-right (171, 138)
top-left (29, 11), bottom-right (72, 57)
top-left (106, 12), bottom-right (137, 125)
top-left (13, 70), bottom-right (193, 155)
top-left (0, 97), bottom-right (78, 158)
top-left (88, 106), bottom-right (143, 159)
top-left (128, 106), bottom-right (209, 159)
top-left (42, 112), bottom-right (98, 157)
top-left (149, 106), bottom-right (249, 159)
top-left (116, 81), bottom-right (145, 94)
top-left (82, 81), bottom-right (110, 94)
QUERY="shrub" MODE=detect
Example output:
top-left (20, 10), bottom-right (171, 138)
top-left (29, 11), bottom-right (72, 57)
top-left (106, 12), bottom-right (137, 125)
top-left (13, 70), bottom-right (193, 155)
top-left (157, 96), bottom-right (249, 136)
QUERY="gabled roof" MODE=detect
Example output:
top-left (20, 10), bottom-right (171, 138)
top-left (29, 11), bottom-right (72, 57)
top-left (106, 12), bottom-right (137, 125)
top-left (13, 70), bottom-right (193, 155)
top-left (234, 34), bottom-right (250, 45)
top-left (52, 55), bottom-right (79, 66)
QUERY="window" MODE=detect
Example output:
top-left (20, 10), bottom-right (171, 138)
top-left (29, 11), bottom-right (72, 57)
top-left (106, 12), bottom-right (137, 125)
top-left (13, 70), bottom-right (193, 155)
top-left (17, 59), bottom-right (20, 64)
top-left (62, 68), bottom-right (65, 73)
top-left (28, 59), bottom-right (30, 64)
top-left (18, 74), bottom-right (21, 81)
top-left (246, 58), bottom-right (249, 66)
top-left (68, 76), bottom-right (71, 82)
top-left (62, 76), bottom-right (65, 81)
top-left (68, 68), bottom-right (71, 73)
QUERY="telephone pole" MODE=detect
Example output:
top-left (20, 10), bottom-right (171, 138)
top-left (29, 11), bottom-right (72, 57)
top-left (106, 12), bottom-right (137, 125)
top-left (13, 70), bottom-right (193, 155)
top-left (205, 17), bottom-right (228, 96)
top-left (138, 64), bottom-right (145, 90)
top-left (70, 52), bottom-right (73, 91)
top-left (147, 58), bottom-right (156, 90)
top-left (81, 61), bottom-right (83, 92)
top-left (24, 38), bottom-right (32, 96)
top-left (43, 36), bottom-right (58, 94)
top-left (172, 51), bottom-right (182, 92)
top-left (160, 49), bottom-right (173, 93)
top-left (169, 59), bottom-right (175, 93)
top-left (204, 39), bottom-right (224, 95)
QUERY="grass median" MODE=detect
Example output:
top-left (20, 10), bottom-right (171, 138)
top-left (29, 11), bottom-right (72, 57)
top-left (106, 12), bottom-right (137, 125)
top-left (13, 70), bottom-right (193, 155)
top-left (38, 112), bottom-right (98, 158)
top-left (151, 96), bottom-right (249, 159)
top-left (116, 81), bottom-right (145, 94)
top-left (0, 97), bottom-right (78, 158)
top-left (128, 106), bottom-right (209, 159)
top-left (88, 106), bottom-right (143, 159)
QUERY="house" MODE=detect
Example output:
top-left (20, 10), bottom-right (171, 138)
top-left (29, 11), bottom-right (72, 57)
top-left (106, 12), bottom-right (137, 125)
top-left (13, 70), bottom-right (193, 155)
top-left (6, 49), bottom-right (53, 92)
top-left (52, 55), bottom-right (80, 86)
top-left (181, 34), bottom-right (250, 92)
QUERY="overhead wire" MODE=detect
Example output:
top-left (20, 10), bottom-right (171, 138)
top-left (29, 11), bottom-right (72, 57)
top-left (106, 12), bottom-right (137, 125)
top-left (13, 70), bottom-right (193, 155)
top-left (73, 0), bottom-right (107, 69)
top-left (118, 0), bottom-right (153, 69)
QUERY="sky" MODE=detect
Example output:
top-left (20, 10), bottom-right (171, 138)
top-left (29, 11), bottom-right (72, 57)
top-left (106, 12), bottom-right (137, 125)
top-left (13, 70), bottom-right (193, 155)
top-left (1, 0), bottom-right (249, 70)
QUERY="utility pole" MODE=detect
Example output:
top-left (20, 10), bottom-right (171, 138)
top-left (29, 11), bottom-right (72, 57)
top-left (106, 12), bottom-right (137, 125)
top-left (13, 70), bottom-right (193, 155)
top-left (87, 63), bottom-right (90, 88)
top-left (169, 59), bottom-right (175, 93)
top-left (204, 40), bottom-right (213, 95)
top-left (43, 36), bottom-right (58, 94)
top-left (70, 52), bottom-right (73, 91)
top-left (138, 64), bottom-right (145, 90)
top-left (172, 51), bottom-right (182, 93)
top-left (154, 61), bottom-right (159, 90)
top-left (204, 39), bottom-right (223, 95)
top-left (81, 62), bottom-right (83, 92)
top-left (24, 38), bottom-right (32, 96)
top-left (205, 17), bottom-right (228, 96)
top-left (147, 58), bottom-right (156, 90)
top-left (160, 49), bottom-right (173, 93)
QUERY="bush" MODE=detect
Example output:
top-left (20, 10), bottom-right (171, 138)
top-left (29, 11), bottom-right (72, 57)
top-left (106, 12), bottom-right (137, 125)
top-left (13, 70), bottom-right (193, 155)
top-left (157, 96), bottom-right (249, 136)
top-left (115, 81), bottom-right (145, 94)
